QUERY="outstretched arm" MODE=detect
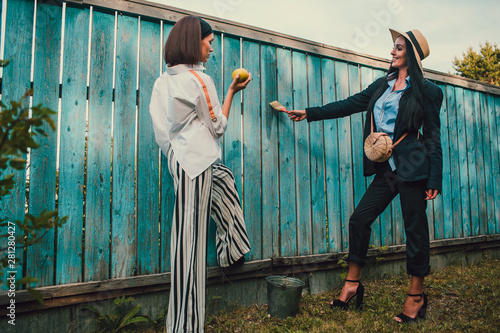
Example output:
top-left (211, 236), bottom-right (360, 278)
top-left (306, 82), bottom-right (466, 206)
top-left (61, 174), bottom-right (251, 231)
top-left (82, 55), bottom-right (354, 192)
top-left (286, 77), bottom-right (385, 123)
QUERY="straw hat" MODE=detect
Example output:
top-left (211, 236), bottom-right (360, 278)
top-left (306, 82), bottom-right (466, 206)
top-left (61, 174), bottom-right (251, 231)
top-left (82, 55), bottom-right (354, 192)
top-left (389, 28), bottom-right (429, 72)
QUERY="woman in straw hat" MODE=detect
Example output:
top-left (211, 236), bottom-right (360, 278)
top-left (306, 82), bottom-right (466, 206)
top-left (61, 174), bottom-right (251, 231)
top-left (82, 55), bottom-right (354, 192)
top-left (149, 15), bottom-right (252, 332)
top-left (287, 29), bottom-right (443, 323)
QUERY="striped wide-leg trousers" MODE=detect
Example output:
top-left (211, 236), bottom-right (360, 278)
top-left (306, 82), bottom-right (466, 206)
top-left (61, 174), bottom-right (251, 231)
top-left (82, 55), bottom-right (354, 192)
top-left (166, 148), bottom-right (251, 333)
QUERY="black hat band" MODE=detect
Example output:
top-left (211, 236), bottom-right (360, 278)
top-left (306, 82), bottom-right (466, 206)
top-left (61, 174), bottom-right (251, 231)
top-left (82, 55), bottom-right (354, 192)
top-left (406, 30), bottom-right (424, 60)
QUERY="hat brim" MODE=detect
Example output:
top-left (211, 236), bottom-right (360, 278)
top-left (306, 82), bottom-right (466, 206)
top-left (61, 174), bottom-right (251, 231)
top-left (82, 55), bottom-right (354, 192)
top-left (389, 28), bottom-right (423, 73)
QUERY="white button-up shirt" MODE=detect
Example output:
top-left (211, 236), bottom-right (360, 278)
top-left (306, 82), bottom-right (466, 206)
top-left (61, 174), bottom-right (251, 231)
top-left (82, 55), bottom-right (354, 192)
top-left (149, 64), bottom-right (228, 179)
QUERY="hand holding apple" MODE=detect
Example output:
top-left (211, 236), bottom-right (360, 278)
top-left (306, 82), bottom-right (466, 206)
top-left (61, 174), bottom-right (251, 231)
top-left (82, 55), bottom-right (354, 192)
top-left (229, 68), bottom-right (251, 93)
top-left (232, 68), bottom-right (249, 82)
top-left (222, 68), bottom-right (251, 119)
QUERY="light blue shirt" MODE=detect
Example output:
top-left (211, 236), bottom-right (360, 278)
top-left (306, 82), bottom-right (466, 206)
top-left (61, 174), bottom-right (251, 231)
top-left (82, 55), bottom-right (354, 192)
top-left (373, 76), bottom-right (411, 170)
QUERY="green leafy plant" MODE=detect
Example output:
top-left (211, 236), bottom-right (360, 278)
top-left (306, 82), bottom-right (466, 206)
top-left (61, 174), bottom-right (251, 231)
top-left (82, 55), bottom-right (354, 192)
top-left (336, 245), bottom-right (389, 281)
top-left (83, 296), bottom-right (150, 333)
top-left (0, 59), bottom-right (67, 303)
top-left (369, 244), bottom-right (389, 262)
top-left (146, 307), bottom-right (168, 331)
top-left (337, 254), bottom-right (349, 281)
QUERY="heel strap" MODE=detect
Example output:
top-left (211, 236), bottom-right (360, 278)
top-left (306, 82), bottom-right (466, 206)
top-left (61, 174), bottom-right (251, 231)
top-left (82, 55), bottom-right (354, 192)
top-left (407, 292), bottom-right (424, 297)
top-left (345, 279), bottom-right (360, 283)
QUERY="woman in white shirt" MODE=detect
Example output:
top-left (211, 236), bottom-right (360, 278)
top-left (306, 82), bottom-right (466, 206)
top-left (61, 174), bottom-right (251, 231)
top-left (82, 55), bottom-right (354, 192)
top-left (149, 15), bottom-right (251, 333)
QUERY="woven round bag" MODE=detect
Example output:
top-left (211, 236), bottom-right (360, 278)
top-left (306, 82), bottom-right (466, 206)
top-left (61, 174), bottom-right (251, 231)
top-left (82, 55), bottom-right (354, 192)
top-left (364, 133), bottom-right (394, 162)
top-left (364, 113), bottom-right (408, 163)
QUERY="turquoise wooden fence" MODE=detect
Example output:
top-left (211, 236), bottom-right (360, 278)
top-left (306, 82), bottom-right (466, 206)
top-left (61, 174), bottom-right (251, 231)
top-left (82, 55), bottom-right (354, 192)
top-left (1, 0), bottom-right (499, 290)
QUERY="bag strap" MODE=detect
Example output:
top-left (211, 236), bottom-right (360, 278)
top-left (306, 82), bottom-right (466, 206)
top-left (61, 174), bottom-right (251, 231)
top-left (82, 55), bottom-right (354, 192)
top-left (370, 112), bottom-right (408, 148)
top-left (190, 70), bottom-right (217, 122)
top-left (392, 133), bottom-right (408, 148)
top-left (370, 112), bottom-right (375, 134)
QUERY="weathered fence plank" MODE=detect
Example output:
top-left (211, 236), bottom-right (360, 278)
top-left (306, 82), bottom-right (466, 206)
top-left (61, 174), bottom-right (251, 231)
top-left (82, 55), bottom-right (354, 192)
top-left (260, 44), bottom-right (280, 259)
top-left (495, 96), bottom-right (500, 234)
top-left (348, 64), bottom-right (364, 217)
top-left (463, 89), bottom-right (479, 236)
top-left (85, 9), bottom-right (115, 282)
top-left (277, 47), bottom-right (297, 257)
top-left (27, 0), bottom-right (62, 287)
top-left (471, 91), bottom-right (487, 235)
top-left (57, 5), bottom-right (90, 285)
top-left (479, 94), bottom-right (495, 236)
top-left (487, 95), bottom-right (500, 234)
top-left (308, 55), bottom-right (327, 255)
top-left (293, 51), bottom-right (312, 256)
top-left (242, 40), bottom-right (262, 261)
top-left (446, 85), bottom-right (463, 238)
top-left (455, 87), bottom-right (471, 237)
top-left (0, 0), bottom-right (34, 289)
top-left (112, 13), bottom-right (138, 278)
top-left (136, 17), bottom-right (162, 275)
top-left (322, 58), bottom-right (341, 253)
top-left (335, 61), bottom-right (352, 252)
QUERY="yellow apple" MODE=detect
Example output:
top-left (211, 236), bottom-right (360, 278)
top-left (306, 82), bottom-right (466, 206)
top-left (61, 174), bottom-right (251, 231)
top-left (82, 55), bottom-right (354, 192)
top-left (232, 68), bottom-right (249, 82)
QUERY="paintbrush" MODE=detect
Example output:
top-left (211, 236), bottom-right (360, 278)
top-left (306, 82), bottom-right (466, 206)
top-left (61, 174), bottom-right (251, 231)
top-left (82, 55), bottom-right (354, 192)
top-left (269, 100), bottom-right (287, 112)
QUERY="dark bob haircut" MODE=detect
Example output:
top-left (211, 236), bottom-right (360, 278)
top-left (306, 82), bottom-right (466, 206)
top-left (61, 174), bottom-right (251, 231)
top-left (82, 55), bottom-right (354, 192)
top-left (164, 15), bottom-right (202, 66)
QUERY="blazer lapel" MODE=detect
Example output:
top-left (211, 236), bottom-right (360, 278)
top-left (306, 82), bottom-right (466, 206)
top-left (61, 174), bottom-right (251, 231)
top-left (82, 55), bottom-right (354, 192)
top-left (393, 87), bottom-right (412, 140)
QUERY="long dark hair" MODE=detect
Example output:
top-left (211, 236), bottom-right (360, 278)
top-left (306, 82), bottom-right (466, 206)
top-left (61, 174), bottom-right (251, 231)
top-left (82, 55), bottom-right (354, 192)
top-left (164, 16), bottom-right (202, 66)
top-left (367, 36), bottom-right (425, 133)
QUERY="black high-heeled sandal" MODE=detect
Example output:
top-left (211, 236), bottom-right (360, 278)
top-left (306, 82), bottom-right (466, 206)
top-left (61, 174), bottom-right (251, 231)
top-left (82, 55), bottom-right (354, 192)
top-left (394, 292), bottom-right (428, 323)
top-left (330, 279), bottom-right (365, 311)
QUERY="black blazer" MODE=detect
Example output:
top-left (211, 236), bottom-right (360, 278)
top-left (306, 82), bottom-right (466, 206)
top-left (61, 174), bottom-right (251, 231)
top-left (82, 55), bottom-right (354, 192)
top-left (306, 77), bottom-right (444, 192)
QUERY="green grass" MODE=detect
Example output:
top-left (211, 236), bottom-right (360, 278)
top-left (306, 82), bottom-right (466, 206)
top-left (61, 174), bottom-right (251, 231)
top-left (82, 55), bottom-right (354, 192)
top-left (139, 258), bottom-right (500, 332)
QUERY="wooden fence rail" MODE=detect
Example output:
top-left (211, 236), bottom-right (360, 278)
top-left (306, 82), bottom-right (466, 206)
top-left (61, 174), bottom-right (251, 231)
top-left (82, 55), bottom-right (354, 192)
top-left (1, 0), bottom-right (499, 291)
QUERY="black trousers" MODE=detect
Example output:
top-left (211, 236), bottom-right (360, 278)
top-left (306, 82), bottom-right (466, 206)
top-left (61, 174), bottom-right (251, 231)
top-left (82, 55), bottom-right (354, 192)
top-left (347, 171), bottom-right (430, 276)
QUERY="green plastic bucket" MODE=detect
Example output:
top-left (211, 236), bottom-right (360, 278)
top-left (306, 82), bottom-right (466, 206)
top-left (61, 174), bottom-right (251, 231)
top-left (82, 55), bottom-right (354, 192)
top-left (265, 275), bottom-right (305, 319)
